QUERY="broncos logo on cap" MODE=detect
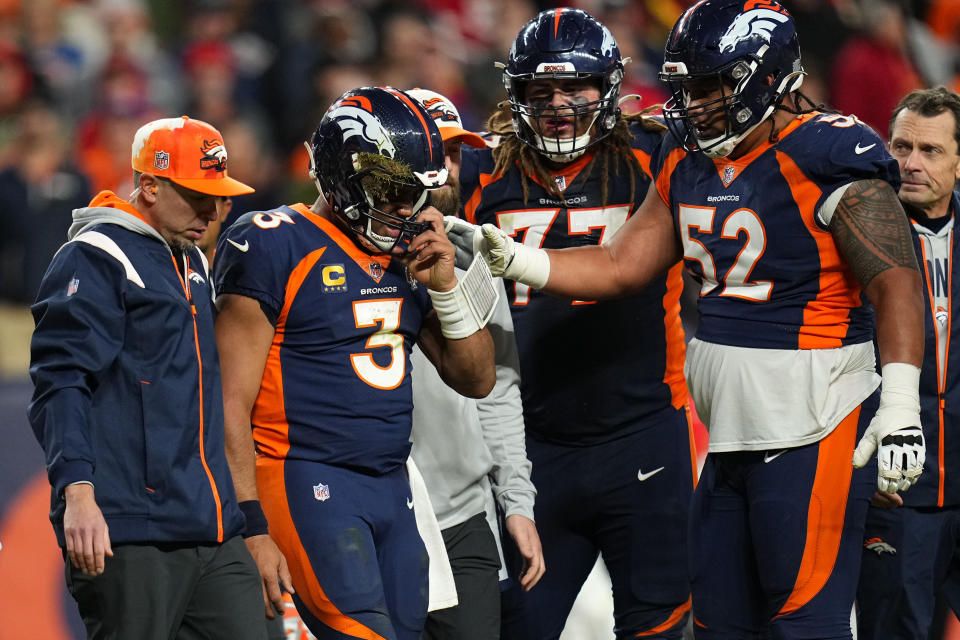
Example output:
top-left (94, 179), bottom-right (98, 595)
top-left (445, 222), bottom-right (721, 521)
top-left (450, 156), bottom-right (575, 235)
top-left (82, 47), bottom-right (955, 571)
top-left (200, 138), bottom-right (228, 172)
top-left (718, 2), bottom-right (789, 53)
top-left (420, 97), bottom-right (459, 124)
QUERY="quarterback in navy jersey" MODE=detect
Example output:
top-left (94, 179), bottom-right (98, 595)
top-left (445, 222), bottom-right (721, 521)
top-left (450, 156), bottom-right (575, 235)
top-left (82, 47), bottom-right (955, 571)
top-left (213, 87), bottom-right (494, 640)
top-left (451, 8), bottom-right (695, 639)
top-left (454, 1), bottom-right (926, 638)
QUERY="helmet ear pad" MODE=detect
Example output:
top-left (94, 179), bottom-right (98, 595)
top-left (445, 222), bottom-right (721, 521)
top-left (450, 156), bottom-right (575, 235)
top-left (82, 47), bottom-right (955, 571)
top-left (502, 8), bottom-right (624, 162)
top-left (308, 87), bottom-right (448, 253)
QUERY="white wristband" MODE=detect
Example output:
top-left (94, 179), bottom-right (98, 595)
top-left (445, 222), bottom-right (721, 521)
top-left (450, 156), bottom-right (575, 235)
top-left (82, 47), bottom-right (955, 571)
top-left (503, 242), bottom-right (551, 290)
top-left (878, 362), bottom-right (921, 427)
top-left (428, 255), bottom-right (501, 339)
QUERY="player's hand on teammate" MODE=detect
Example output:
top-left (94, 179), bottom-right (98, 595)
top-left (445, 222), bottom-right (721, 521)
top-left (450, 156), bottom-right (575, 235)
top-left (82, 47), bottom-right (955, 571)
top-left (63, 483), bottom-right (113, 576)
top-left (505, 514), bottom-right (545, 591)
top-left (404, 207), bottom-right (457, 292)
top-left (442, 215), bottom-right (550, 288)
top-left (245, 534), bottom-right (295, 619)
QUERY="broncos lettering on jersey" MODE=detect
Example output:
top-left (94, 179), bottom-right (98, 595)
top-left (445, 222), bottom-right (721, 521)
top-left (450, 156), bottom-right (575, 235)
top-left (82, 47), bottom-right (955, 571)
top-left (213, 204), bottom-right (431, 474)
top-left (654, 111), bottom-right (901, 350)
top-left (460, 122), bottom-right (688, 445)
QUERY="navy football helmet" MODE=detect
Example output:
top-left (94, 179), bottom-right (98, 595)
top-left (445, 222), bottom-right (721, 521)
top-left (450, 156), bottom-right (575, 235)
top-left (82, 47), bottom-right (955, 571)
top-left (503, 8), bottom-right (624, 162)
top-left (659, 0), bottom-right (804, 159)
top-left (308, 86), bottom-right (448, 253)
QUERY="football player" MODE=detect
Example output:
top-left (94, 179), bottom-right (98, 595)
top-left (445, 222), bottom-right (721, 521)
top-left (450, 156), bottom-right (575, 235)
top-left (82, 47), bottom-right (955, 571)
top-left (448, 8), bottom-right (695, 638)
top-left (449, 1), bottom-right (926, 637)
top-left (213, 86), bottom-right (496, 640)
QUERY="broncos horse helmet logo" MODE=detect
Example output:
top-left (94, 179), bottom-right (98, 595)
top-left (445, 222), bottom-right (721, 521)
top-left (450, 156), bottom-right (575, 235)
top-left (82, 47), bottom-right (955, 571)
top-left (199, 138), bottom-right (228, 172)
top-left (718, 2), bottom-right (790, 53)
top-left (327, 102), bottom-right (397, 159)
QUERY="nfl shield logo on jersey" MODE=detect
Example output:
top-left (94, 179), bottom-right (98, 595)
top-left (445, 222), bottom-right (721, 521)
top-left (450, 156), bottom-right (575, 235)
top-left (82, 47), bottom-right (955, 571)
top-left (368, 261), bottom-right (384, 281)
top-left (154, 151), bottom-right (170, 170)
top-left (313, 482), bottom-right (330, 502)
top-left (722, 166), bottom-right (737, 186)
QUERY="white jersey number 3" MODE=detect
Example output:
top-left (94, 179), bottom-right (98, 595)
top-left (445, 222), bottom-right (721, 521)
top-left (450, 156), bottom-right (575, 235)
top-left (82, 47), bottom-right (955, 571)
top-left (350, 299), bottom-right (405, 390)
top-left (679, 204), bottom-right (772, 302)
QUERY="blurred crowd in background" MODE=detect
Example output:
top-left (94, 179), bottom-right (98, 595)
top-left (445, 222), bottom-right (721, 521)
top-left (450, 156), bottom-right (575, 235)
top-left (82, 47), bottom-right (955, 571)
top-left (0, 0), bottom-right (957, 304)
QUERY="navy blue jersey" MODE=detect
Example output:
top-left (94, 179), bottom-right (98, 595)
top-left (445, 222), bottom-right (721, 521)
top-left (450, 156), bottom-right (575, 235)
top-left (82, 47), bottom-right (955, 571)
top-left (654, 111), bottom-right (900, 350)
top-left (213, 204), bottom-right (431, 474)
top-left (461, 123), bottom-right (688, 445)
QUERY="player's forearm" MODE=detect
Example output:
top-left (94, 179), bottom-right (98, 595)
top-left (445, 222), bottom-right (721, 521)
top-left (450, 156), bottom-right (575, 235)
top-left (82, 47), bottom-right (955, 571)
top-left (437, 328), bottom-right (495, 398)
top-left (869, 266), bottom-right (924, 368)
top-left (223, 410), bottom-right (260, 501)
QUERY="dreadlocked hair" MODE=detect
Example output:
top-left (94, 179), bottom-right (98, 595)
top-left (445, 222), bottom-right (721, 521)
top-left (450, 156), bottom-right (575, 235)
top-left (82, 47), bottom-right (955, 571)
top-left (767, 89), bottom-right (829, 144)
top-left (486, 100), bottom-right (667, 207)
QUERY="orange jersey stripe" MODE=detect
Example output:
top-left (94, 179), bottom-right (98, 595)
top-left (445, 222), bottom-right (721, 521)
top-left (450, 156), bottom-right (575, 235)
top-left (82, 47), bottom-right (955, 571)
top-left (662, 262), bottom-right (688, 409)
top-left (632, 147), bottom-right (653, 180)
top-left (464, 172), bottom-right (496, 224)
top-left (257, 458), bottom-right (389, 640)
top-left (655, 147), bottom-right (686, 207)
top-left (776, 150), bottom-right (860, 348)
top-left (775, 406), bottom-right (859, 617)
top-left (635, 596), bottom-right (691, 636)
top-left (292, 203), bottom-right (392, 273)
top-left (684, 401), bottom-right (700, 487)
top-left (252, 246), bottom-right (328, 459)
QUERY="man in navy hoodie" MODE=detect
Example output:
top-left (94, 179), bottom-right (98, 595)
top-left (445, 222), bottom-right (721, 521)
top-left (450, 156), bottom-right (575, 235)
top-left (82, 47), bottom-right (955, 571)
top-left (28, 116), bottom-right (269, 639)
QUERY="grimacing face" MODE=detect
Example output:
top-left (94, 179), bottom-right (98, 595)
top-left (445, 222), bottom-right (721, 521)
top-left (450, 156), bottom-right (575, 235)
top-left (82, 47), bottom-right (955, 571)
top-left (890, 109), bottom-right (960, 218)
top-left (523, 78), bottom-right (603, 139)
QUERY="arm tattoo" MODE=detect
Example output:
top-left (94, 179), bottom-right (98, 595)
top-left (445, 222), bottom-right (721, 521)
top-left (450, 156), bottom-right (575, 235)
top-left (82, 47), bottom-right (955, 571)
top-left (829, 179), bottom-right (918, 289)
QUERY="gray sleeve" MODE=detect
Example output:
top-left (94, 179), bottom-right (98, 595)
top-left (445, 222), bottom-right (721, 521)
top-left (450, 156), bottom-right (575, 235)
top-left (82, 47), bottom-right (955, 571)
top-left (476, 278), bottom-right (536, 520)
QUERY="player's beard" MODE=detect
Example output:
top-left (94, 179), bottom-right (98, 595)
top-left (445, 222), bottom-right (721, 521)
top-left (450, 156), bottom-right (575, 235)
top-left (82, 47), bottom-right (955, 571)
top-left (430, 174), bottom-right (461, 216)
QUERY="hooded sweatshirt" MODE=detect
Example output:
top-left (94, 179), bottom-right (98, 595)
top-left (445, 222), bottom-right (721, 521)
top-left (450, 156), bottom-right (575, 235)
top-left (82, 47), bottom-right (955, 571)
top-left (28, 191), bottom-right (244, 546)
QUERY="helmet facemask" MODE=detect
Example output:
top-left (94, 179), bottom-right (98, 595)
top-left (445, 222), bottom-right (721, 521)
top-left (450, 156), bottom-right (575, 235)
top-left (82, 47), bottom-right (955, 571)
top-left (662, 53), bottom-right (804, 159)
top-left (312, 147), bottom-right (434, 254)
top-left (507, 69), bottom-right (622, 162)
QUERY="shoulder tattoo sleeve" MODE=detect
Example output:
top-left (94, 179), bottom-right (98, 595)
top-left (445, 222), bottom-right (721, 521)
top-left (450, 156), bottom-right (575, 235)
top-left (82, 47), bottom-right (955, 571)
top-left (829, 178), bottom-right (918, 289)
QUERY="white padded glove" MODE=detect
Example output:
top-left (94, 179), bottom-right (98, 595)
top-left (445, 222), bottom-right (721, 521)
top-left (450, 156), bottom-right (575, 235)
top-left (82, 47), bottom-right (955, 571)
top-left (852, 363), bottom-right (925, 493)
top-left (443, 215), bottom-right (484, 270)
top-left (443, 216), bottom-right (551, 289)
top-left (479, 224), bottom-right (550, 289)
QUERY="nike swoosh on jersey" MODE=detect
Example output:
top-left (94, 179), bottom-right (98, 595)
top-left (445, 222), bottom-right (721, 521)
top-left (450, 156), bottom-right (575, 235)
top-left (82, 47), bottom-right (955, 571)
top-left (637, 466), bottom-right (665, 482)
top-left (227, 238), bottom-right (249, 252)
top-left (763, 450), bottom-right (787, 463)
top-left (406, 498), bottom-right (414, 509)
top-left (854, 142), bottom-right (876, 154)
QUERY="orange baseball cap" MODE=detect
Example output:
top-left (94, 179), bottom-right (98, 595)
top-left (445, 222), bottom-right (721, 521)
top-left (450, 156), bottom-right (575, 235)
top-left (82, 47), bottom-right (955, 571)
top-left (131, 116), bottom-right (254, 196)
top-left (406, 89), bottom-right (487, 149)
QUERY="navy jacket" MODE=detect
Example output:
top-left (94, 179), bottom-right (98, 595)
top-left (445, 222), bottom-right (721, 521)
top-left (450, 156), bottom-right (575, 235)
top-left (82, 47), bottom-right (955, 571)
top-left (29, 192), bottom-right (244, 546)
top-left (905, 191), bottom-right (960, 507)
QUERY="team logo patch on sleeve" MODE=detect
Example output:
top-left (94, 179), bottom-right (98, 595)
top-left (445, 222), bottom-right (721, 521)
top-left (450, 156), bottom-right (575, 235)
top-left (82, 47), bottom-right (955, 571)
top-left (66, 277), bottom-right (80, 297)
top-left (313, 482), bottom-right (330, 502)
top-left (321, 264), bottom-right (347, 293)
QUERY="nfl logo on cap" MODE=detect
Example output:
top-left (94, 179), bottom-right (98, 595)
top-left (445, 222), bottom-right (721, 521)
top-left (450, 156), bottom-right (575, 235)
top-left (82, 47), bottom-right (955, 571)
top-left (313, 482), bottom-right (330, 502)
top-left (155, 151), bottom-right (170, 170)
